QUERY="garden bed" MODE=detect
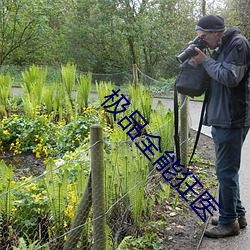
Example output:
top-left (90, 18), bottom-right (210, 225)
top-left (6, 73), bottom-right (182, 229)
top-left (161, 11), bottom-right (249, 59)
top-left (0, 65), bottom-right (218, 249)
top-left (0, 129), bottom-right (217, 250)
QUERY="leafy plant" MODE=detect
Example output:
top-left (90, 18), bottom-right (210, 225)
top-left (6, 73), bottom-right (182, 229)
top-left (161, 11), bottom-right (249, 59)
top-left (51, 80), bottom-right (74, 122)
top-left (117, 233), bottom-right (163, 250)
top-left (148, 100), bottom-right (174, 158)
top-left (60, 62), bottom-right (76, 103)
top-left (46, 162), bottom-right (67, 219)
top-left (128, 83), bottom-right (153, 124)
top-left (96, 81), bottom-right (116, 127)
top-left (12, 176), bottom-right (49, 241)
top-left (0, 108), bottom-right (101, 157)
top-left (0, 161), bottom-right (15, 221)
top-left (0, 79), bottom-right (179, 248)
top-left (13, 236), bottom-right (43, 250)
top-left (43, 84), bottom-right (56, 114)
top-left (76, 72), bottom-right (92, 111)
top-left (21, 65), bottom-right (47, 118)
top-left (0, 73), bottom-right (12, 117)
top-left (172, 193), bottom-right (180, 210)
top-left (105, 129), bottom-right (152, 247)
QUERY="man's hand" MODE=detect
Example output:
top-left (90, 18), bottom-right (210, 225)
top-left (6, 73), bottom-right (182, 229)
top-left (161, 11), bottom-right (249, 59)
top-left (192, 47), bottom-right (207, 64)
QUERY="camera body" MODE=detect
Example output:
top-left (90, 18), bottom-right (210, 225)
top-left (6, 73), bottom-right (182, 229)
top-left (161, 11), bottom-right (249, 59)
top-left (176, 36), bottom-right (208, 63)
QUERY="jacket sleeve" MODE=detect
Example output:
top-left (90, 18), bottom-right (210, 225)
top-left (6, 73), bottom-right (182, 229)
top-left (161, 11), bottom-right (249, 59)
top-left (203, 38), bottom-right (250, 87)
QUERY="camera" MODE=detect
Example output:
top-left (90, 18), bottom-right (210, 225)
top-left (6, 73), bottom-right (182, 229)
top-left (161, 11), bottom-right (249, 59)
top-left (176, 36), bottom-right (208, 64)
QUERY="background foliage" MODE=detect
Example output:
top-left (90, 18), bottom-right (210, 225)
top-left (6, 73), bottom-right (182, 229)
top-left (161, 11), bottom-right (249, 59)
top-left (1, 0), bottom-right (248, 80)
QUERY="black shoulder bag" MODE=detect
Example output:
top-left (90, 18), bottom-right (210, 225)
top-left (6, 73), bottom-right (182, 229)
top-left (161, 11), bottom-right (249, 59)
top-left (175, 58), bottom-right (208, 97)
top-left (174, 58), bottom-right (210, 164)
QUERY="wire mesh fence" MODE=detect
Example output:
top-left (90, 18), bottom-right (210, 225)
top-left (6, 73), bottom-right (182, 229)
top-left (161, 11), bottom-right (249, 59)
top-left (0, 121), bottom-right (175, 249)
top-left (0, 65), bottom-right (199, 249)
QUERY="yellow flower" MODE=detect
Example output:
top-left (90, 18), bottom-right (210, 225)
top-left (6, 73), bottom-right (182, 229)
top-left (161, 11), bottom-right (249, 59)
top-left (21, 176), bottom-right (32, 181)
top-left (65, 205), bottom-right (74, 218)
top-left (12, 207), bottom-right (17, 212)
top-left (26, 183), bottom-right (37, 191)
top-left (14, 149), bottom-right (22, 155)
top-left (71, 195), bottom-right (76, 204)
top-left (3, 130), bottom-right (9, 135)
top-left (36, 152), bottom-right (41, 158)
top-left (32, 193), bottom-right (42, 201)
top-left (42, 147), bottom-right (49, 157)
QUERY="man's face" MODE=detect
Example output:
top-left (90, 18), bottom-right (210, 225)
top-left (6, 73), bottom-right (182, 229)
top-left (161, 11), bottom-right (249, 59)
top-left (196, 30), bottom-right (222, 49)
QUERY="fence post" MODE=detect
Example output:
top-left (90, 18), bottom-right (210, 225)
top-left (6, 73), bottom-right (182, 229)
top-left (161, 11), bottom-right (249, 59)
top-left (180, 94), bottom-right (189, 170)
top-left (133, 64), bottom-right (138, 86)
top-left (91, 124), bottom-right (106, 250)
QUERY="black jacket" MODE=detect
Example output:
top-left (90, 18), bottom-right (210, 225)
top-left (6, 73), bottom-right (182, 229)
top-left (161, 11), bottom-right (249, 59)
top-left (203, 26), bottom-right (250, 128)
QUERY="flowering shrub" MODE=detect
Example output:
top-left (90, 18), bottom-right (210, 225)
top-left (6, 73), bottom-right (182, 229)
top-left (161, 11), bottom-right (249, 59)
top-left (7, 154), bottom-right (90, 245)
top-left (0, 106), bottom-right (102, 158)
top-left (12, 177), bottom-right (49, 238)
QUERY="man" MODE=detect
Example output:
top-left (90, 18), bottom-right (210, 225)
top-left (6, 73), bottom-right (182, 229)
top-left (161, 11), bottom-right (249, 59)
top-left (192, 15), bottom-right (250, 238)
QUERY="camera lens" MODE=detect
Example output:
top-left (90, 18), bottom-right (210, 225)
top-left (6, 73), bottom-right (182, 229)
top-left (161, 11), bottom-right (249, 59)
top-left (176, 45), bottom-right (198, 63)
top-left (176, 36), bottom-right (208, 63)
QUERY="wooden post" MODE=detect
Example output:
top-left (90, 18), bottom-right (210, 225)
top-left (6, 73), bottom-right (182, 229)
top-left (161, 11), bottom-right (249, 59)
top-left (133, 64), bottom-right (138, 86)
top-left (91, 124), bottom-right (106, 250)
top-left (180, 94), bottom-right (189, 170)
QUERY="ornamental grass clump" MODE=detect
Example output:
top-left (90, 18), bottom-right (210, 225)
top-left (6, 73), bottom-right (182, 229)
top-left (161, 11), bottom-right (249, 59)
top-left (21, 65), bottom-right (47, 118)
top-left (60, 63), bottom-right (76, 103)
top-left (0, 73), bottom-right (12, 117)
top-left (76, 72), bottom-right (92, 113)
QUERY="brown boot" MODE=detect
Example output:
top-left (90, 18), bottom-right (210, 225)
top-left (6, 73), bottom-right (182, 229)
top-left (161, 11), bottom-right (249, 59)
top-left (204, 222), bottom-right (240, 238)
top-left (211, 214), bottom-right (247, 229)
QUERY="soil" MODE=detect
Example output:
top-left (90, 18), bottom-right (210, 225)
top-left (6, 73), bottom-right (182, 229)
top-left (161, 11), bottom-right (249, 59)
top-left (0, 152), bottom-right (45, 180)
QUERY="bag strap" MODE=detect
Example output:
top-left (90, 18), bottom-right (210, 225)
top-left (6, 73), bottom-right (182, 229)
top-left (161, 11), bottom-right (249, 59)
top-left (189, 48), bottom-right (210, 163)
top-left (174, 80), bottom-right (208, 165)
top-left (174, 80), bottom-right (181, 161)
top-left (188, 91), bottom-right (208, 164)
